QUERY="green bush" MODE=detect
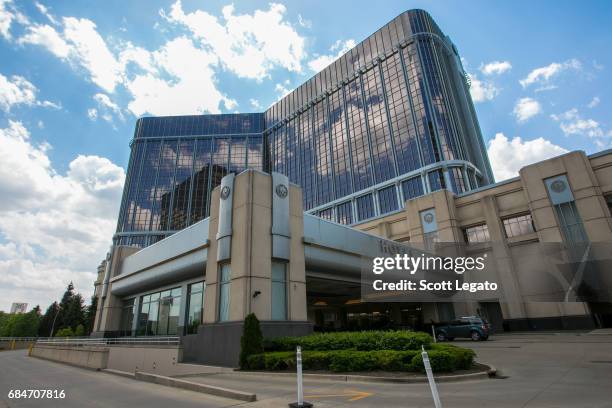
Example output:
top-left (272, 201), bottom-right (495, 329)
top-left (239, 314), bottom-right (264, 369)
top-left (411, 350), bottom-right (457, 372)
top-left (74, 324), bottom-right (85, 337)
top-left (55, 327), bottom-right (74, 337)
top-left (430, 343), bottom-right (476, 370)
top-left (266, 330), bottom-right (432, 352)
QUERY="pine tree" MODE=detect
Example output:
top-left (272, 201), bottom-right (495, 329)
top-left (239, 313), bottom-right (264, 369)
top-left (85, 296), bottom-right (98, 335)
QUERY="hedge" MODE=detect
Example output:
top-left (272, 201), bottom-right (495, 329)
top-left (245, 347), bottom-right (474, 373)
top-left (264, 330), bottom-right (432, 352)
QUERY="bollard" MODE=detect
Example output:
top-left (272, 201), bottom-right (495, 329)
top-left (289, 346), bottom-right (313, 408)
top-left (431, 324), bottom-right (437, 343)
top-left (422, 346), bottom-right (442, 408)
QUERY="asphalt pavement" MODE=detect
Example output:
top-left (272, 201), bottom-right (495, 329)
top-left (1, 332), bottom-right (612, 407)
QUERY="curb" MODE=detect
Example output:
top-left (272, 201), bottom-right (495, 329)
top-left (102, 368), bottom-right (135, 379)
top-left (233, 364), bottom-right (495, 384)
top-left (134, 371), bottom-right (256, 402)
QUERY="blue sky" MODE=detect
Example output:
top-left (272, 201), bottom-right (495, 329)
top-left (0, 0), bottom-right (611, 311)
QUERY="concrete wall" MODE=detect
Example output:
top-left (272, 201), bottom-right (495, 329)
top-left (31, 345), bottom-right (109, 370)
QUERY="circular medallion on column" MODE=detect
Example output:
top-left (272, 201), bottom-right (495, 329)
top-left (550, 180), bottom-right (567, 193)
top-left (220, 185), bottom-right (231, 200)
top-left (275, 184), bottom-right (288, 199)
top-left (423, 213), bottom-right (434, 224)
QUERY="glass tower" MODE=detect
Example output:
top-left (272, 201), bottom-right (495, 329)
top-left (114, 9), bottom-right (493, 247)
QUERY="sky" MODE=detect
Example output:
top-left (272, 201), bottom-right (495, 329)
top-left (0, 0), bottom-right (611, 312)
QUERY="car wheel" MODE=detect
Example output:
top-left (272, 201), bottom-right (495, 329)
top-left (436, 333), bottom-right (447, 342)
top-left (470, 331), bottom-right (481, 341)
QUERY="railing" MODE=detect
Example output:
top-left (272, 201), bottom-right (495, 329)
top-left (0, 337), bottom-right (40, 342)
top-left (35, 336), bottom-right (180, 346)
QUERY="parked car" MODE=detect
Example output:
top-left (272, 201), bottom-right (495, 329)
top-left (434, 316), bottom-right (490, 341)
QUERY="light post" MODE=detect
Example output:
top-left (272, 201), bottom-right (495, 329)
top-left (49, 304), bottom-right (61, 337)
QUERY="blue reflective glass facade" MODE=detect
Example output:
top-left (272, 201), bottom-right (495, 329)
top-left (114, 9), bottom-right (493, 246)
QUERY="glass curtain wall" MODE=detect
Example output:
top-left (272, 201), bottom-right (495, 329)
top-left (136, 287), bottom-right (182, 336)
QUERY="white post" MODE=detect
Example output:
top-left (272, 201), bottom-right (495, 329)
top-left (422, 346), bottom-right (442, 408)
top-left (297, 345), bottom-right (303, 406)
top-left (431, 324), bottom-right (437, 343)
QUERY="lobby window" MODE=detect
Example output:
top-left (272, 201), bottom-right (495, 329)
top-left (378, 186), bottom-right (398, 214)
top-left (137, 287), bottom-right (182, 336)
top-left (120, 298), bottom-right (135, 336)
top-left (401, 177), bottom-right (424, 201)
top-left (186, 282), bottom-right (205, 335)
top-left (503, 214), bottom-right (536, 238)
top-left (356, 194), bottom-right (375, 221)
top-left (271, 262), bottom-right (287, 321)
top-left (336, 201), bottom-right (353, 225)
top-left (463, 224), bottom-right (490, 244)
top-left (218, 264), bottom-right (231, 322)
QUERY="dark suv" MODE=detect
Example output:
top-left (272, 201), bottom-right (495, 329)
top-left (434, 316), bottom-right (490, 341)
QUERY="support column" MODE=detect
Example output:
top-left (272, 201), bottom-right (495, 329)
top-left (197, 170), bottom-right (311, 367)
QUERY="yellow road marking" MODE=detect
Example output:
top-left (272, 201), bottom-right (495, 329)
top-left (304, 389), bottom-right (373, 402)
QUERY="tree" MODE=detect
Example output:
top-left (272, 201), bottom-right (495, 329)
top-left (239, 313), bottom-right (264, 369)
top-left (63, 293), bottom-right (85, 331)
top-left (38, 302), bottom-right (60, 337)
top-left (84, 296), bottom-right (98, 335)
top-left (10, 310), bottom-right (40, 337)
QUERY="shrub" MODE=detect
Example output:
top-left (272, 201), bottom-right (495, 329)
top-left (266, 330), bottom-right (431, 352)
top-left (239, 314), bottom-right (264, 369)
top-left (55, 327), bottom-right (74, 337)
top-left (430, 343), bottom-right (476, 370)
top-left (410, 350), bottom-right (456, 372)
top-left (74, 324), bottom-right (85, 337)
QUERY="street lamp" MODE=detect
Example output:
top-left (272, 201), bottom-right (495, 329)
top-left (49, 304), bottom-right (61, 337)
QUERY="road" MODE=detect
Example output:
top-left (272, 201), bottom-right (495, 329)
top-left (0, 350), bottom-right (236, 408)
top-left (1, 332), bottom-right (612, 407)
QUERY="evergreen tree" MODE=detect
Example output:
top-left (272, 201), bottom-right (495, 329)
top-left (63, 293), bottom-right (85, 330)
top-left (84, 296), bottom-right (98, 335)
top-left (58, 282), bottom-right (75, 329)
top-left (239, 313), bottom-right (264, 369)
top-left (38, 302), bottom-right (60, 337)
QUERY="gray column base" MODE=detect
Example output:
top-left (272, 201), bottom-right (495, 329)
top-left (182, 320), bottom-right (313, 367)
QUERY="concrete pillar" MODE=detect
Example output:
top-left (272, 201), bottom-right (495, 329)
top-left (196, 170), bottom-right (312, 367)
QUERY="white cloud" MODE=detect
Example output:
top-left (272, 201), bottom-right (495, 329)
top-left (250, 98), bottom-right (263, 110)
top-left (34, 2), bottom-right (57, 25)
top-left (0, 73), bottom-right (37, 111)
top-left (513, 97), bottom-right (542, 123)
top-left (87, 108), bottom-right (97, 120)
top-left (0, 72), bottom-right (61, 112)
top-left (297, 14), bottom-right (312, 29)
top-left (92, 93), bottom-right (123, 122)
top-left (0, 121), bottom-right (125, 311)
top-left (0, 0), bottom-right (15, 39)
top-left (164, 1), bottom-right (306, 80)
top-left (519, 59), bottom-right (582, 89)
top-left (274, 79), bottom-right (292, 100)
top-left (487, 132), bottom-right (568, 181)
top-left (125, 36), bottom-right (236, 116)
top-left (551, 108), bottom-right (607, 139)
top-left (480, 60), bottom-right (512, 75)
top-left (18, 23), bottom-right (70, 58)
top-left (308, 39), bottom-right (356, 72)
top-left (468, 73), bottom-right (499, 103)
top-left (587, 96), bottom-right (600, 108)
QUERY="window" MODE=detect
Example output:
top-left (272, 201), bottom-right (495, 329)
top-left (503, 214), bottom-right (536, 238)
top-left (378, 186), bottom-right (398, 214)
top-left (447, 168), bottom-right (467, 194)
top-left (463, 224), bottom-right (490, 244)
top-left (186, 282), bottom-right (205, 335)
top-left (120, 299), bottom-right (135, 336)
top-left (318, 208), bottom-right (333, 221)
top-left (555, 202), bottom-right (588, 243)
top-left (606, 195), bottom-right (612, 217)
top-left (356, 194), bottom-right (375, 221)
top-left (271, 262), bottom-right (287, 320)
top-left (428, 170), bottom-right (446, 191)
top-left (218, 264), bottom-right (231, 322)
top-left (401, 177), bottom-right (424, 201)
top-left (137, 287), bottom-right (182, 336)
top-left (336, 201), bottom-right (353, 225)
